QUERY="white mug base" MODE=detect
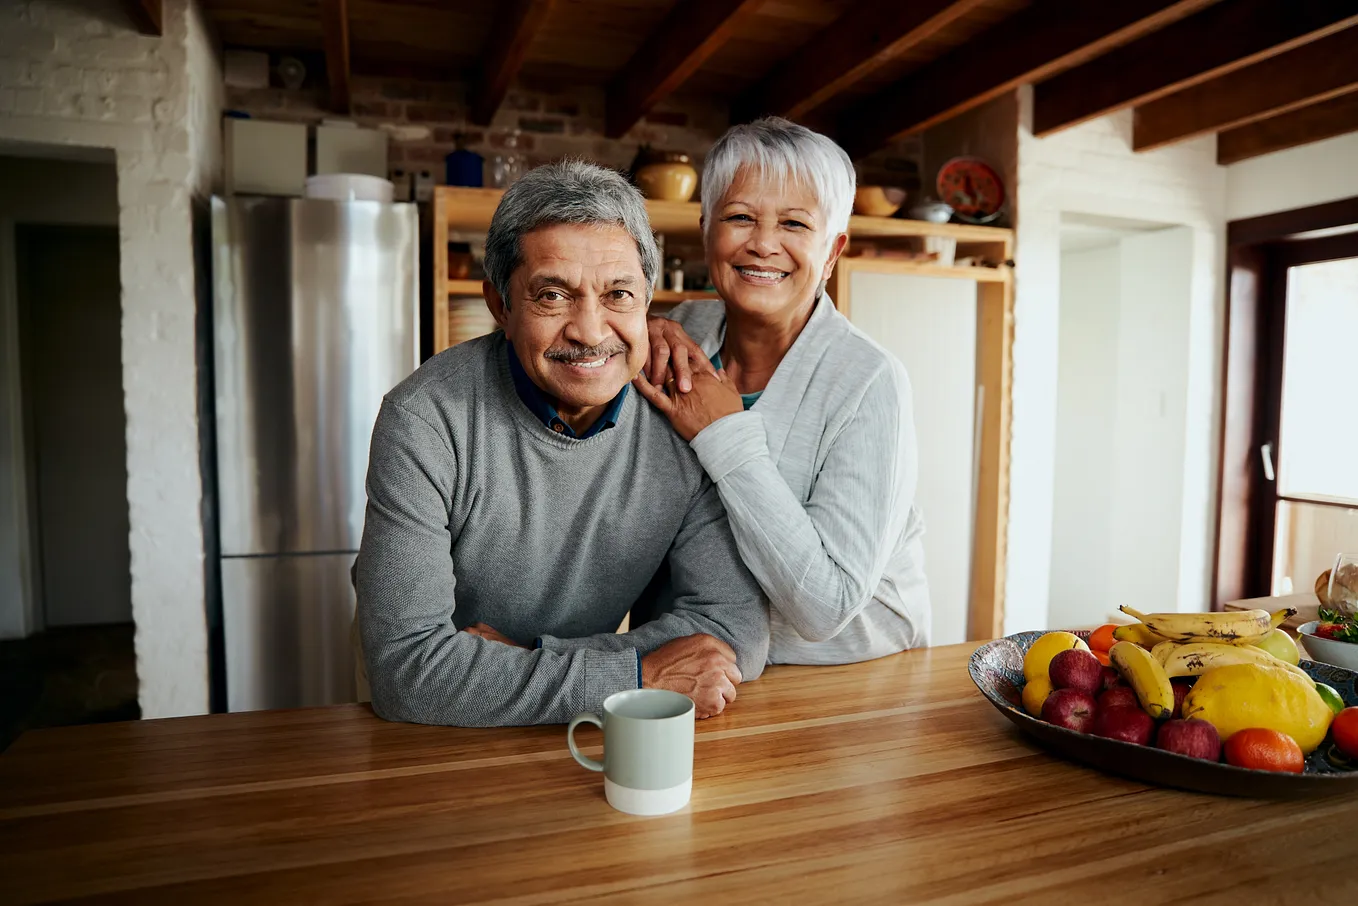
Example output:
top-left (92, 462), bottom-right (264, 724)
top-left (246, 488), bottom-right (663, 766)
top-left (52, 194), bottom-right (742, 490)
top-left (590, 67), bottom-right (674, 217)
top-left (604, 777), bottom-right (692, 816)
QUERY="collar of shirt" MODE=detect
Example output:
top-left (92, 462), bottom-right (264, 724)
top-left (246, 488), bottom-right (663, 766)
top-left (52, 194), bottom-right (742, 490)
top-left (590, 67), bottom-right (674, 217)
top-left (506, 341), bottom-right (628, 439)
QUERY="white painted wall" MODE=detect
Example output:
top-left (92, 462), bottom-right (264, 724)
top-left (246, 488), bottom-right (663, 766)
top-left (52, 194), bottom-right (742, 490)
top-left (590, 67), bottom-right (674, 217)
top-left (848, 271), bottom-right (978, 647)
top-left (1048, 245), bottom-right (1120, 629)
top-left (0, 156), bottom-right (121, 639)
top-left (1108, 227), bottom-right (1194, 615)
top-left (1225, 133), bottom-right (1358, 221)
top-left (0, 0), bottom-right (223, 716)
top-left (1010, 91), bottom-right (1228, 633)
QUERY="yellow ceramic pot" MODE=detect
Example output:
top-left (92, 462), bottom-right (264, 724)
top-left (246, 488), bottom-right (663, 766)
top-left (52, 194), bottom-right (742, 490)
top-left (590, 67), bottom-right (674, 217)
top-left (635, 160), bottom-right (698, 202)
top-left (853, 186), bottom-right (906, 217)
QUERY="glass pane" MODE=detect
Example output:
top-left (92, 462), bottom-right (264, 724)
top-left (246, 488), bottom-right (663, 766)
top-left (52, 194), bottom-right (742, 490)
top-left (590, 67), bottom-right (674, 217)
top-left (1270, 500), bottom-right (1358, 596)
top-left (1278, 257), bottom-right (1358, 502)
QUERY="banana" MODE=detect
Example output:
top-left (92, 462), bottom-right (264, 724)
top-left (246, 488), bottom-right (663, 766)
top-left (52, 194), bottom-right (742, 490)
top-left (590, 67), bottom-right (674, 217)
top-left (1153, 640), bottom-right (1313, 681)
top-left (1109, 641), bottom-right (1175, 720)
top-left (1113, 623), bottom-right (1169, 648)
top-left (1118, 606), bottom-right (1296, 645)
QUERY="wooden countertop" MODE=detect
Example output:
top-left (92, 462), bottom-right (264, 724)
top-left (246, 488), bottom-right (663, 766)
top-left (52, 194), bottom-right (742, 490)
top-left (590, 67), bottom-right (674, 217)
top-left (2, 642), bottom-right (1356, 904)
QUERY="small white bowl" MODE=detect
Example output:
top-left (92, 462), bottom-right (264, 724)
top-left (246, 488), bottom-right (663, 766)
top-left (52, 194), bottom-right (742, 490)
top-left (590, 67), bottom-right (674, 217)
top-left (1298, 620), bottom-right (1358, 671)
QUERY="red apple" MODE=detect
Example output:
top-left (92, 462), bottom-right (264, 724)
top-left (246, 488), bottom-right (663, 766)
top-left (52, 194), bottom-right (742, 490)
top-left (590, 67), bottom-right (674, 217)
top-left (1098, 686), bottom-right (1141, 712)
top-left (1100, 666), bottom-right (1122, 691)
top-left (1041, 688), bottom-right (1097, 733)
top-left (1156, 718), bottom-right (1221, 761)
top-left (1049, 648), bottom-right (1104, 696)
top-left (1171, 680), bottom-right (1193, 719)
top-left (1091, 706), bottom-right (1156, 745)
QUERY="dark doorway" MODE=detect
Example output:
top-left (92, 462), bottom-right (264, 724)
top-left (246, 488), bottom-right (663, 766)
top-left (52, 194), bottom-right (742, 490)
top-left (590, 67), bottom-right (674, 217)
top-left (1, 223), bottom-right (137, 750)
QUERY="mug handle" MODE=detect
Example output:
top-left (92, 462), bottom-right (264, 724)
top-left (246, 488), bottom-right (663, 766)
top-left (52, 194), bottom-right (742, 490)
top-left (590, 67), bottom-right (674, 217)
top-left (567, 713), bottom-right (604, 772)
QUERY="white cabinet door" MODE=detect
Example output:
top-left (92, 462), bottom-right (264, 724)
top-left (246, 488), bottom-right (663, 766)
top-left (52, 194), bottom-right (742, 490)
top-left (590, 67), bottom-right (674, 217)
top-left (846, 271), bottom-right (978, 646)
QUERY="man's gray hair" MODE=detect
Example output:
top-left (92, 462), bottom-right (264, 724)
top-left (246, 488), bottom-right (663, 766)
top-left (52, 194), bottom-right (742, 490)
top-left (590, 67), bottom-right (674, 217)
top-left (484, 159), bottom-right (659, 307)
top-left (701, 117), bottom-right (856, 240)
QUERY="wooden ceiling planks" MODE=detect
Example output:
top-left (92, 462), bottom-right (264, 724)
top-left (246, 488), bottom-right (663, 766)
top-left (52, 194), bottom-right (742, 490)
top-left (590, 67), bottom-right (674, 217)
top-left (1032, 0), bottom-right (1358, 137)
top-left (604, 0), bottom-right (765, 137)
top-left (838, 0), bottom-right (1214, 160)
top-left (470, 0), bottom-right (555, 125)
top-left (737, 0), bottom-right (994, 122)
top-left (199, 0), bottom-right (1358, 161)
top-left (1133, 26), bottom-right (1358, 152)
top-left (319, 0), bottom-right (351, 112)
top-left (1216, 91), bottom-right (1358, 165)
top-left (122, 0), bottom-right (162, 35)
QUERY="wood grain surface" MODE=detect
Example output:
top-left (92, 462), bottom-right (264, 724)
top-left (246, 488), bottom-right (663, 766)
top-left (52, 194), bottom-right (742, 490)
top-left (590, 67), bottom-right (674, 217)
top-left (3, 643), bottom-right (1356, 904)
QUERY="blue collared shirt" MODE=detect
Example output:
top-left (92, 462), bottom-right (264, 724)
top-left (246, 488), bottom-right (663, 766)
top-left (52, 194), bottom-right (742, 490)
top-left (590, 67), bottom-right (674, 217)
top-left (506, 342), bottom-right (629, 438)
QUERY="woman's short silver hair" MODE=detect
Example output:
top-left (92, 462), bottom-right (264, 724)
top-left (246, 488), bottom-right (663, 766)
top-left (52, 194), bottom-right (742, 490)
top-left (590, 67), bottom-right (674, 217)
top-left (485, 159), bottom-right (660, 307)
top-left (701, 117), bottom-right (856, 239)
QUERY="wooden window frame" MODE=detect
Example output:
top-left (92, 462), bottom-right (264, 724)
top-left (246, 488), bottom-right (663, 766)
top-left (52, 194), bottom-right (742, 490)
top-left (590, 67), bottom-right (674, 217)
top-left (1214, 196), bottom-right (1358, 608)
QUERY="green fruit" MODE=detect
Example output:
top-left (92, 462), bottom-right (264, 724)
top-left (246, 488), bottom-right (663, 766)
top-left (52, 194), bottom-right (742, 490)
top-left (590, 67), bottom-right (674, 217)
top-left (1315, 682), bottom-right (1345, 716)
top-left (1251, 628), bottom-right (1300, 665)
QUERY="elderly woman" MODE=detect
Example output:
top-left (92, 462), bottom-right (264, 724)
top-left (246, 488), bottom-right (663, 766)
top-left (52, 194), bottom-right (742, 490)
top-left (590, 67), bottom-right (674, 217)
top-left (633, 117), bottom-right (930, 664)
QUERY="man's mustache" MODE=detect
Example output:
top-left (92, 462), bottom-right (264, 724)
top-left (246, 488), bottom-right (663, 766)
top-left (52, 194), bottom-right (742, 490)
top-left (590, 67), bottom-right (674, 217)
top-left (544, 342), bottom-right (628, 362)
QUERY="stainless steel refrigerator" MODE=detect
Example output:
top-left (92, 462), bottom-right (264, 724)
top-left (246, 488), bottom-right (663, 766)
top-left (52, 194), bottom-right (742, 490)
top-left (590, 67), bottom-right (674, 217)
top-left (211, 196), bottom-right (419, 712)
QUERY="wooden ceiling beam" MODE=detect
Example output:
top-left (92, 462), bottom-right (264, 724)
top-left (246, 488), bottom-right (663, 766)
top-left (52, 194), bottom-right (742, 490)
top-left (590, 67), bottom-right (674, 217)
top-left (122, 0), bottom-right (162, 36)
top-left (738, 0), bottom-right (990, 123)
top-left (1134, 28), bottom-right (1358, 152)
top-left (838, 0), bottom-right (1213, 161)
top-left (1217, 92), bottom-right (1358, 165)
top-left (470, 0), bottom-right (554, 126)
top-left (605, 0), bottom-right (763, 139)
top-left (1033, 0), bottom-right (1358, 137)
top-left (319, 0), bottom-right (352, 114)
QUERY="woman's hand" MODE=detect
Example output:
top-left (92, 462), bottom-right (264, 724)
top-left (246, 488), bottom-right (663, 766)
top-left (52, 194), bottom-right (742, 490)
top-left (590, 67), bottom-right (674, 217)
top-left (634, 368), bottom-right (743, 442)
top-left (645, 317), bottom-right (717, 393)
top-left (465, 623), bottom-right (528, 648)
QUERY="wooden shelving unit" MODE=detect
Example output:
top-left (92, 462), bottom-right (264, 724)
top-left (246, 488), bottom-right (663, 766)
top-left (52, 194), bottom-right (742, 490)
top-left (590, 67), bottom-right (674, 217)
top-left (434, 186), bottom-right (1012, 355)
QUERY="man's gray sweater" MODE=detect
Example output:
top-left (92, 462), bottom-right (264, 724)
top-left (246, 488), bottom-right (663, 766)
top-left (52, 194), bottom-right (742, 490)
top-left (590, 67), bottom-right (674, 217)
top-left (355, 331), bottom-right (769, 727)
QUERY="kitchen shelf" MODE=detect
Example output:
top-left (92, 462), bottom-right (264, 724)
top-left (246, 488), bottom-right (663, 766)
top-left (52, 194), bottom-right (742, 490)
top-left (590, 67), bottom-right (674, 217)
top-left (447, 279), bottom-right (484, 296)
top-left (433, 186), bottom-right (1013, 354)
top-left (835, 258), bottom-right (1010, 284)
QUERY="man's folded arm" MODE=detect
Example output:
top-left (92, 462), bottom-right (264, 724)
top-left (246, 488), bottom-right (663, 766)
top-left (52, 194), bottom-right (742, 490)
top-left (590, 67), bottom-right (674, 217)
top-left (536, 479), bottom-right (770, 682)
top-left (355, 400), bottom-right (638, 726)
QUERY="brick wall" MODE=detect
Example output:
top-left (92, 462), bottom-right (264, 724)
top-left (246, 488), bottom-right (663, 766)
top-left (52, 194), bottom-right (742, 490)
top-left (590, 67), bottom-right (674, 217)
top-left (0, 0), bottom-right (222, 717)
top-left (224, 70), bottom-right (923, 195)
top-left (1009, 87), bottom-right (1227, 634)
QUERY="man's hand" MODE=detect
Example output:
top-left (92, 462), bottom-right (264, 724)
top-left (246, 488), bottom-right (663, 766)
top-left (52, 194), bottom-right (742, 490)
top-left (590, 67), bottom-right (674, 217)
top-left (465, 622), bottom-right (528, 648)
top-left (642, 634), bottom-right (742, 719)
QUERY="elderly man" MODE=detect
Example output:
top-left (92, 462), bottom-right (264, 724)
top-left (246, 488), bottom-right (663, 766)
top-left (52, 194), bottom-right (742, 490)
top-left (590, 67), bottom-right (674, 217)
top-left (355, 160), bottom-right (769, 727)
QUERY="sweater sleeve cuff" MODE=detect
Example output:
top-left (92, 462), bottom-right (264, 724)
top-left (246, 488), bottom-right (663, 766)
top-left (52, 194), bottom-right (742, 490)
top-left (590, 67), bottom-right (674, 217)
top-left (689, 411), bottom-right (767, 483)
top-left (583, 649), bottom-right (642, 709)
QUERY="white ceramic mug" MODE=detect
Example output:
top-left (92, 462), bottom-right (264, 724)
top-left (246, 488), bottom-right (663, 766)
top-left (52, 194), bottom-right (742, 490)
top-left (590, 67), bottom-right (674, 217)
top-left (568, 689), bottom-right (695, 816)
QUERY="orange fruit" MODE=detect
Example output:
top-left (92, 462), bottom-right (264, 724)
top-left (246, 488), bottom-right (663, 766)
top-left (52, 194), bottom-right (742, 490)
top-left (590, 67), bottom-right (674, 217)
top-left (1223, 728), bottom-right (1305, 773)
top-left (1092, 648), bottom-right (1111, 667)
top-left (1333, 707), bottom-right (1358, 759)
top-left (1088, 624), bottom-right (1118, 653)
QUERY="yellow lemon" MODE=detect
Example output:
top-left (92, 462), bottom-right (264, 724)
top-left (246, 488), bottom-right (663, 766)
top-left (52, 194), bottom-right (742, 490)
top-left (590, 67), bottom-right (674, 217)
top-left (1022, 675), bottom-right (1054, 717)
top-left (1251, 628), bottom-right (1300, 666)
top-left (1182, 663), bottom-right (1334, 754)
top-left (1023, 631), bottom-right (1090, 683)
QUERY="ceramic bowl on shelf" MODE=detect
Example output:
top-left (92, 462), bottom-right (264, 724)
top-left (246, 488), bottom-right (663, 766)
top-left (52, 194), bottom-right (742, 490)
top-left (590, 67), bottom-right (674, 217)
top-left (906, 201), bottom-right (954, 223)
top-left (853, 186), bottom-right (906, 217)
top-left (634, 152), bottom-right (697, 202)
top-left (1299, 621), bottom-right (1358, 671)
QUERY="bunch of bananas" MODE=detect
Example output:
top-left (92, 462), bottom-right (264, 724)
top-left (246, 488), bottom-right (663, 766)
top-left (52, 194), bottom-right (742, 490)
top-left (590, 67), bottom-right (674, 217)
top-left (1107, 606), bottom-right (1300, 719)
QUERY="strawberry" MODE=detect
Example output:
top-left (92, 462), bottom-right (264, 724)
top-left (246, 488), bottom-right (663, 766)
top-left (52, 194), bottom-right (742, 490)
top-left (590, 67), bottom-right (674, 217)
top-left (1316, 622), bottom-right (1345, 640)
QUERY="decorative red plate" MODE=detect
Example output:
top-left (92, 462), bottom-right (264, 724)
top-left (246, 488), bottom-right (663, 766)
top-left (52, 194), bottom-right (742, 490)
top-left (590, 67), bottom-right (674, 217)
top-left (936, 157), bottom-right (1005, 224)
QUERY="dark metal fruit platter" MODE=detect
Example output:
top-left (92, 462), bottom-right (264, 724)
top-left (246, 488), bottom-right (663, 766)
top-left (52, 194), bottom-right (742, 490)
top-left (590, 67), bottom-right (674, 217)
top-left (969, 630), bottom-right (1358, 797)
